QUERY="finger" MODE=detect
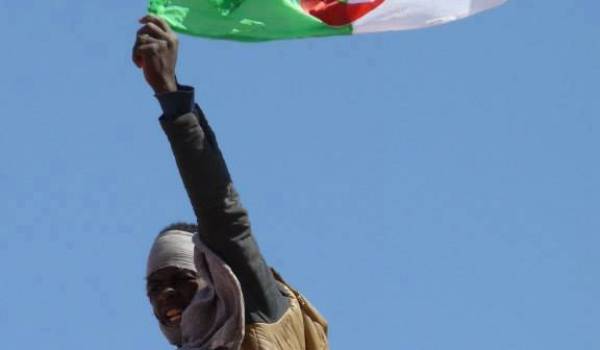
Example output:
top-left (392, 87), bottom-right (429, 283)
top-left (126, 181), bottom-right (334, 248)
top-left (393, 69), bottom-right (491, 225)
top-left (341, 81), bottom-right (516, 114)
top-left (133, 34), bottom-right (159, 63)
top-left (140, 15), bottom-right (171, 33)
top-left (137, 22), bottom-right (169, 41)
top-left (137, 33), bottom-right (165, 45)
top-left (133, 41), bottom-right (147, 67)
top-left (132, 37), bottom-right (144, 67)
top-left (137, 43), bottom-right (160, 50)
top-left (133, 52), bottom-right (143, 68)
top-left (135, 43), bottom-right (162, 57)
top-left (133, 39), bottom-right (161, 66)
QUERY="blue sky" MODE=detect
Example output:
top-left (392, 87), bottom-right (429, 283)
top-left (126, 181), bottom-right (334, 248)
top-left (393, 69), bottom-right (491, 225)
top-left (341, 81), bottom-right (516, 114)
top-left (1, 1), bottom-right (599, 349)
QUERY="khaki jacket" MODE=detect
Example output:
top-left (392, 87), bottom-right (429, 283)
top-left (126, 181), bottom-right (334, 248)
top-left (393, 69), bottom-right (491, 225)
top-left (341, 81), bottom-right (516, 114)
top-left (241, 271), bottom-right (329, 350)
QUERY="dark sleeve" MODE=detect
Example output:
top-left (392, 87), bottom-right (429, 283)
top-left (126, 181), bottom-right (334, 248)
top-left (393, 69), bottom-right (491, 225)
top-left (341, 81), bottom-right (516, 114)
top-left (158, 90), bottom-right (288, 324)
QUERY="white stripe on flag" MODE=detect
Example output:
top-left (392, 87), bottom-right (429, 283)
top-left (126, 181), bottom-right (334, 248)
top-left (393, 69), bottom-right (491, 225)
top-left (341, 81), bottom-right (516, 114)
top-left (352, 0), bottom-right (507, 34)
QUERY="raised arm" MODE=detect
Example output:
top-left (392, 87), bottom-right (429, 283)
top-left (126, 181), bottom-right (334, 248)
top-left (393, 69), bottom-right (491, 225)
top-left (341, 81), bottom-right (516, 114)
top-left (133, 15), bottom-right (287, 323)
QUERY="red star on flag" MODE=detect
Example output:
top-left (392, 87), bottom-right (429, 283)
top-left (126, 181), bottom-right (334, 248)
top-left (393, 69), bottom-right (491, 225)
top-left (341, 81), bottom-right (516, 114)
top-left (300, 0), bottom-right (385, 26)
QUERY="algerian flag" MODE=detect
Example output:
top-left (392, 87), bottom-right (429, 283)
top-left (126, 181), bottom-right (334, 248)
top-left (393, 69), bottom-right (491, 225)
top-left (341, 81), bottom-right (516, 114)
top-left (148, 0), bottom-right (506, 42)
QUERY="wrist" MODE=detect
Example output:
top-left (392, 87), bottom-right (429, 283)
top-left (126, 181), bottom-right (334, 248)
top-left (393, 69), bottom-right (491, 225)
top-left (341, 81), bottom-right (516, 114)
top-left (152, 78), bottom-right (178, 95)
top-left (156, 85), bottom-right (195, 119)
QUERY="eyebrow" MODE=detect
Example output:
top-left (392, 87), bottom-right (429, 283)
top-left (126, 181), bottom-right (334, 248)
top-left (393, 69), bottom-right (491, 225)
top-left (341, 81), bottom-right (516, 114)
top-left (147, 270), bottom-right (197, 282)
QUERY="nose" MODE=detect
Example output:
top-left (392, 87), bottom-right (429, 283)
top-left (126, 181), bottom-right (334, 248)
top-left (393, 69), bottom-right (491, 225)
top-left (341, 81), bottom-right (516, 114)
top-left (157, 287), bottom-right (177, 302)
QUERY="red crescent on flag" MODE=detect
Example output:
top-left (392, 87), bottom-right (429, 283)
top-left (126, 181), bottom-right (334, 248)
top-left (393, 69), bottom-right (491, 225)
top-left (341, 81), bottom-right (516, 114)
top-left (300, 0), bottom-right (385, 26)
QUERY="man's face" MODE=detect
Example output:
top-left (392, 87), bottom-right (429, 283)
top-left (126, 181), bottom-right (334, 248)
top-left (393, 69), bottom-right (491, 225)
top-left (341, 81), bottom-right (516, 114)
top-left (146, 266), bottom-right (199, 327)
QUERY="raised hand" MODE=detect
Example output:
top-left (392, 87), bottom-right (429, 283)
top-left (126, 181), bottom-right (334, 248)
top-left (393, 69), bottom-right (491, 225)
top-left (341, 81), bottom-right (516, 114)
top-left (133, 15), bottom-right (179, 94)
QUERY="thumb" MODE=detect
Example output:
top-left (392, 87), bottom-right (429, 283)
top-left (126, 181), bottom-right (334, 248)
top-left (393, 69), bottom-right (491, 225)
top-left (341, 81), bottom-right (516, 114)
top-left (134, 54), bottom-right (144, 69)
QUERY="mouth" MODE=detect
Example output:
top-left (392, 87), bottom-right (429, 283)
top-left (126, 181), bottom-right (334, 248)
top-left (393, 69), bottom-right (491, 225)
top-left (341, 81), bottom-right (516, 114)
top-left (162, 308), bottom-right (183, 326)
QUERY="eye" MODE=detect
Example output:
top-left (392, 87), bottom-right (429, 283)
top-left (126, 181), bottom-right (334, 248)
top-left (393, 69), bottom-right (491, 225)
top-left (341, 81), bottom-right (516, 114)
top-left (185, 275), bottom-right (197, 282)
top-left (147, 282), bottom-right (161, 295)
top-left (175, 278), bottom-right (192, 286)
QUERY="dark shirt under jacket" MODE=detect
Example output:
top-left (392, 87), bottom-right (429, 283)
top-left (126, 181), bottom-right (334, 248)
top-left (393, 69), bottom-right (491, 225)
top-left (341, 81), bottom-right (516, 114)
top-left (157, 86), bottom-right (288, 324)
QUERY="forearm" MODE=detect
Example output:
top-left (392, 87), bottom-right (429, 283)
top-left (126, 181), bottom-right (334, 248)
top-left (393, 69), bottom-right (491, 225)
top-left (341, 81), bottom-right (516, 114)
top-left (161, 108), bottom-right (232, 215)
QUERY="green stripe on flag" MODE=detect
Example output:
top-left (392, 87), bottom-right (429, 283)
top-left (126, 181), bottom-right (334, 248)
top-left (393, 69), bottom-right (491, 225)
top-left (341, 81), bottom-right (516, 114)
top-left (148, 0), bottom-right (352, 42)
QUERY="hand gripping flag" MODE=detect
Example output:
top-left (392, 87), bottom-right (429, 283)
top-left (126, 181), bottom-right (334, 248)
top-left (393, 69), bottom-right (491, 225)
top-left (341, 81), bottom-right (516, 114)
top-left (148, 0), bottom-right (506, 42)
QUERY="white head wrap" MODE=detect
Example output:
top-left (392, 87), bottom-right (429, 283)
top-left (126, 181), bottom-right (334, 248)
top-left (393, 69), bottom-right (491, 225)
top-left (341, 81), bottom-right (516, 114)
top-left (147, 229), bottom-right (197, 276)
top-left (146, 229), bottom-right (245, 350)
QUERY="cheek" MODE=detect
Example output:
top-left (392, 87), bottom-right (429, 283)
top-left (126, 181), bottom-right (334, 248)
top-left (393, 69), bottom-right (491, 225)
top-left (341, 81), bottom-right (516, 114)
top-left (147, 293), bottom-right (164, 314)
top-left (148, 297), bottom-right (160, 313)
top-left (182, 283), bottom-right (200, 301)
top-left (149, 301), bottom-right (161, 319)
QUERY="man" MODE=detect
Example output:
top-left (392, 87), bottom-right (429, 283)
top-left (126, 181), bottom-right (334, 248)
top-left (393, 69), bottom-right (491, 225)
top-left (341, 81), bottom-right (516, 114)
top-left (132, 15), bottom-right (328, 350)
